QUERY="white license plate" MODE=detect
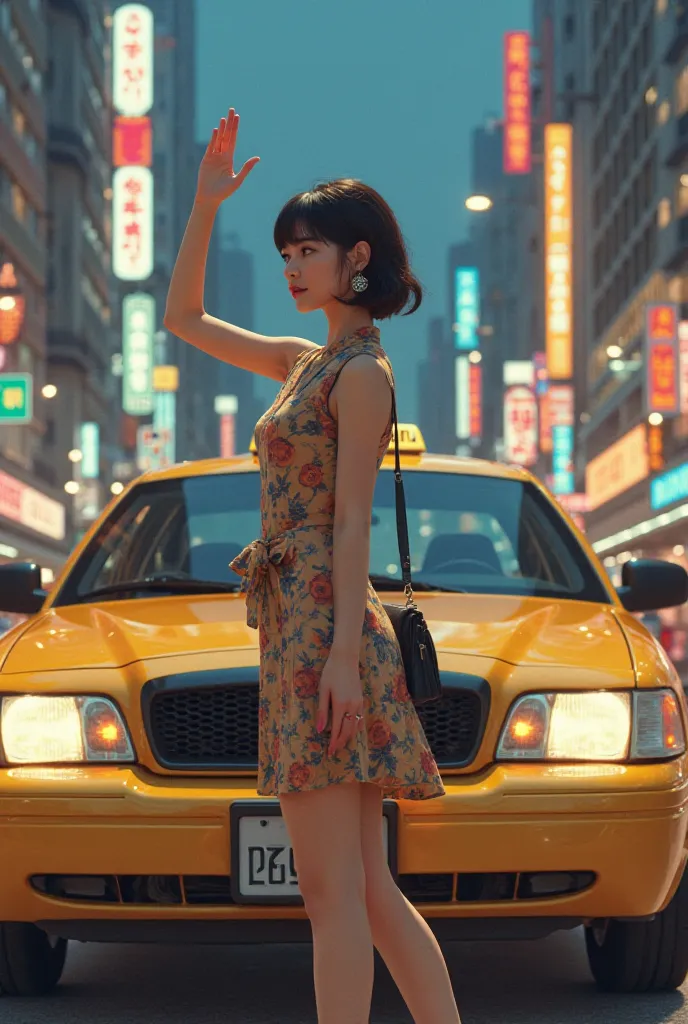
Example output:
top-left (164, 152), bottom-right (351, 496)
top-left (232, 805), bottom-right (392, 902)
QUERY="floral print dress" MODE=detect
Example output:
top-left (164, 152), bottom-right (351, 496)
top-left (230, 325), bottom-right (444, 801)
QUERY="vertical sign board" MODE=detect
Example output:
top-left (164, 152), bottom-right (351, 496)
top-left (679, 321), bottom-right (688, 414)
top-left (122, 292), bottom-right (154, 415)
top-left (544, 124), bottom-right (573, 380)
top-left (220, 415), bottom-right (236, 458)
top-left (504, 385), bottom-right (538, 466)
top-left (503, 31), bottom-right (531, 174)
top-left (468, 363), bottom-right (482, 440)
top-left (112, 4), bottom-right (154, 117)
top-left (645, 304), bottom-right (679, 417)
top-left (112, 166), bottom-right (154, 281)
top-left (154, 390), bottom-right (176, 465)
top-left (549, 385), bottom-right (574, 495)
top-left (533, 351), bottom-right (551, 453)
top-left (455, 357), bottom-right (470, 440)
top-left (80, 422), bottom-right (100, 479)
top-left (112, 3), bottom-right (154, 283)
top-left (454, 268), bottom-right (480, 351)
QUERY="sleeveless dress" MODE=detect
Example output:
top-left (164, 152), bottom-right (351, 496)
top-left (229, 325), bottom-right (445, 801)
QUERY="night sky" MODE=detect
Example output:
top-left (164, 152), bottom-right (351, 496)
top-left (195, 0), bottom-right (532, 415)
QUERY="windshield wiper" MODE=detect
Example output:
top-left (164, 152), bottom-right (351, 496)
top-left (368, 574), bottom-right (465, 594)
top-left (82, 575), bottom-right (241, 600)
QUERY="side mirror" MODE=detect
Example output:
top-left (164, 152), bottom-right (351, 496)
top-left (0, 563), bottom-right (47, 615)
top-left (617, 558), bottom-right (688, 613)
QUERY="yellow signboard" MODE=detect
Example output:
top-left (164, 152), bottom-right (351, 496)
top-left (544, 123), bottom-right (573, 380)
top-left (585, 424), bottom-right (649, 511)
top-left (153, 365), bottom-right (179, 392)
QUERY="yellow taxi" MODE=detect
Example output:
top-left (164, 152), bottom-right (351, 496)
top-left (0, 425), bottom-right (687, 997)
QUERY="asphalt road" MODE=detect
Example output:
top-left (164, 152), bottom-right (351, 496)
top-left (0, 927), bottom-right (685, 1023)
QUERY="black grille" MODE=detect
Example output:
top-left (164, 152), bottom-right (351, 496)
top-left (416, 691), bottom-right (483, 764)
top-left (148, 684), bottom-right (258, 767)
top-left (144, 671), bottom-right (488, 769)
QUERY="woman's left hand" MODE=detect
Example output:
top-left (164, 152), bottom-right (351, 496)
top-left (316, 649), bottom-right (365, 755)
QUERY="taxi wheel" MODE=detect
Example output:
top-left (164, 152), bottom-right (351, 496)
top-left (0, 923), bottom-right (67, 996)
top-left (585, 867), bottom-right (688, 993)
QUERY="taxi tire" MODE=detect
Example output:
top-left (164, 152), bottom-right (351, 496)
top-left (0, 923), bottom-right (67, 996)
top-left (585, 866), bottom-right (688, 993)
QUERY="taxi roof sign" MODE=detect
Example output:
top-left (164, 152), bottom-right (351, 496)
top-left (248, 423), bottom-right (426, 456)
top-left (391, 423), bottom-right (426, 454)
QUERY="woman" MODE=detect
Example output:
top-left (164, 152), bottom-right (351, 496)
top-left (164, 108), bottom-right (461, 1024)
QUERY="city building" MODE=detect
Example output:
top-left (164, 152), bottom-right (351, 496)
top-left (214, 233), bottom-right (265, 453)
top-left (0, 0), bottom-right (70, 575)
top-left (417, 315), bottom-right (454, 454)
top-left (462, 122), bottom-right (533, 461)
top-left (46, 0), bottom-right (115, 541)
top-left (535, 0), bottom-right (688, 675)
top-left (112, 0), bottom-right (234, 470)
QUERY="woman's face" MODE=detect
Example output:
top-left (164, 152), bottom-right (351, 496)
top-left (281, 235), bottom-right (350, 313)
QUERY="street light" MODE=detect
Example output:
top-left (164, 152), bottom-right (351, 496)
top-left (606, 344), bottom-right (623, 359)
top-left (41, 384), bottom-right (57, 399)
top-left (64, 481), bottom-right (80, 495)
top-left (465, 194), bottom-right (493, 212)
top-left (649, 412), bottom-right (664, 426)
top-left (110, 481), bottom-right (124, 495)
top-left (68, 449), bottom-right (83, 463)
top-left (0, 263), bottom-right (25, 346)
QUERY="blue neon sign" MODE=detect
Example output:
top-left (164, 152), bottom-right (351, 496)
top-left (650, 461), bottom-right (688, 510)
top-left (454, 267), bottom-right (480, 350)
top-left (552, 424), bottom-right (574, 495)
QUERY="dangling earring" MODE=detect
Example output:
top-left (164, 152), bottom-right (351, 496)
top-left (351, 271), bottom-right (368, 293)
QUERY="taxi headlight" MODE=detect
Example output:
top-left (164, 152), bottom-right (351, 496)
top-left (496, 690), bottom-right (685, 762)
top-left (1, 696), bottom-right (135, 765)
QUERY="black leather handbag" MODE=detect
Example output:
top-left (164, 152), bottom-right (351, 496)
top-left (381, 390), bottom-right (442, 706)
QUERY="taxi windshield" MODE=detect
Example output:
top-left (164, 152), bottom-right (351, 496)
top-left (55, 470), bottom-right (611, 605)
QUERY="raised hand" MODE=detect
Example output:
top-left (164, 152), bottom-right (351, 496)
top-left (196, 108), bottom-right (260, 207)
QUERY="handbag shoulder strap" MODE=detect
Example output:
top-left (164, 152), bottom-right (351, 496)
top-left (389, 385), bottom-right (416, 608)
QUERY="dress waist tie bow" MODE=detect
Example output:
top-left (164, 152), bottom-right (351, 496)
top-left (229, 517), bottom-right (333, 631)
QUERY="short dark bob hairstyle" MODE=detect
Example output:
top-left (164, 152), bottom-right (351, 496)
top-left (274, 179), bottom-right (422, 321)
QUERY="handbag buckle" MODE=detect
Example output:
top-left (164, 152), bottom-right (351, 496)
top-left (404, 583), bottom-right (417, 609)
top-left (419, 642), bottom-right (426, 660)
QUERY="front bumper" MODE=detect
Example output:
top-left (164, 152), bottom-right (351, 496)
top-left (0, 761), bottom-right (686, 940)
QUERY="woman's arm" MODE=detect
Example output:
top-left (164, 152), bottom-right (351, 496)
top-left (163, 199), bottom-right (315, 381)
top-left (316, 355), bottom-right (393, 754)
top-left (163, 109), bottom-right (317, 382)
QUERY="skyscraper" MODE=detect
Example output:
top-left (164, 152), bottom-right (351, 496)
top-left (215, 234), bottom-right (265, 452)
top-left (417, 316), bottom-right (454, 454)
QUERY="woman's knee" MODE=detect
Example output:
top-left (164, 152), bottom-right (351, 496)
top-left (298, 856), bottom-right (367, 920)
top-left (279, 785), bottom-right (367, 920)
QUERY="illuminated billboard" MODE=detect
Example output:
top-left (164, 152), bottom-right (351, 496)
top-left (122, 292), bottom-right (154, 415)
top-left (645, 303), bottom-right (679, 417)
top-left (504, 385), bottom-right (537, 466)
top-left (469, 362), bottom-right (482, 439)
top-left (503, 31), bottom-right (531, 174)
top-left (113, 115), bottom-right (153, 167)
top-left (544, 124), bottom-right (573, 380)
top-left (113, 4), bottom-right (154, 117)
top-left (455, 356), bottom-right (470, 440)
top-left (113, 166), bottom-right (154, 281)
top-left (454, 267), bottom-right (479, 350)
top-left (585, 425), bottom-right (649, 511)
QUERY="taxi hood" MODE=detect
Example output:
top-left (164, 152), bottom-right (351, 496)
top-left (1, 597), bottom-right (258, 674)
top-left (0, 592), bottom-right (632, 678)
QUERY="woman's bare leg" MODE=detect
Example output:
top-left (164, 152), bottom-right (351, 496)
top-left (280, 783), bottom-right (373, 1024)
top-left (360, 783), bottom-right (462, 1023)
